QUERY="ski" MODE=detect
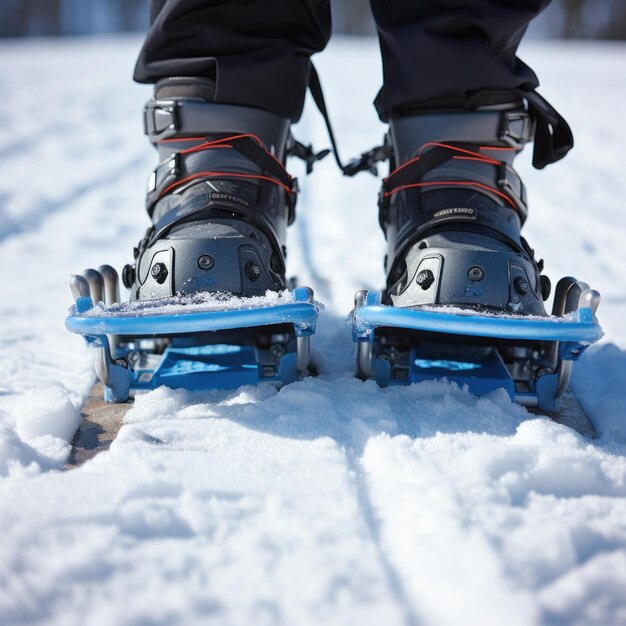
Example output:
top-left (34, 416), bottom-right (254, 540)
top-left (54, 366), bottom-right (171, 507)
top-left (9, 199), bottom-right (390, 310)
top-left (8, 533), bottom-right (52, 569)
top-left (530, 390), bottom-right (596, 439)
top-left (66, 383), bottom-right (132, 468)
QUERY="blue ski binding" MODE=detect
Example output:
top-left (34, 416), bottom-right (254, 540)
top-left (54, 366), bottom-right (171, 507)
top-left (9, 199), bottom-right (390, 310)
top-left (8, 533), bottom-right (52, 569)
top-left (67, 272), bottom-right (319, 402)
top-left (351, 277), bottom-right (603, 413)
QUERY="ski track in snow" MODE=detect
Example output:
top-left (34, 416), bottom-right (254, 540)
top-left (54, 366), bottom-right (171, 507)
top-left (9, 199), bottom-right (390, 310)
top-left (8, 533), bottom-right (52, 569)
top-left (1, 35), bottom-right (626, 626)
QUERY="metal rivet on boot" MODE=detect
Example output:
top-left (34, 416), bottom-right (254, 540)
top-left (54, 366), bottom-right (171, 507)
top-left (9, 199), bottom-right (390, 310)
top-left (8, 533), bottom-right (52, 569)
top-left (150, 262), bottom-right (168, 284)
top-left (245, 261), bottom-right (261, 281)
top-left (514, 276), bottom-right (530, 295)
top-left (122, 264), bottom-right (136, 289)
top-left (415, 269), bottom-right (435, 290)
top-left (197, 255), bottom-right (214, 270)
top-left (468, 266), bottom-right (485, 282)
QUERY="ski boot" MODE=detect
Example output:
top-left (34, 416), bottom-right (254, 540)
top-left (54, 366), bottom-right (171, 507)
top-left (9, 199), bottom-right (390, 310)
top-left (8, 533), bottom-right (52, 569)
top-left (352, 97), bottom-right (602, 418)
top-left (67, 78), bottom-right (319, 400)
top-left (382, 103), bottom-right (544, 314)
top-left (128, 78), bottom-right (295, 300)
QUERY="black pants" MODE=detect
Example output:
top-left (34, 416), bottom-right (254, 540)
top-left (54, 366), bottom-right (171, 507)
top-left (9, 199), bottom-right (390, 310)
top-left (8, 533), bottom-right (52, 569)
top-left (134, 0), bottom-right (551, 122)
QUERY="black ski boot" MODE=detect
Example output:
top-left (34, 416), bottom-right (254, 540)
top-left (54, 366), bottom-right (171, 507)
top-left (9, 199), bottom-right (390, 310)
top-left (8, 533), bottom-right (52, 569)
top-left (350, 95), bottom-right (602, 415)
top-left (380, 102), bottom-right (549, 315)
top-left (123, 78), bottom-right (298, 301)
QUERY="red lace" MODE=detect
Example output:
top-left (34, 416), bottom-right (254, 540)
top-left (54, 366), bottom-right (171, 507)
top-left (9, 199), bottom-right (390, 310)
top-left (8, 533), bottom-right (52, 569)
top-left (157, 133), bottom-right (294, 197)
top-left (383, 142), bottom-right (516, 210)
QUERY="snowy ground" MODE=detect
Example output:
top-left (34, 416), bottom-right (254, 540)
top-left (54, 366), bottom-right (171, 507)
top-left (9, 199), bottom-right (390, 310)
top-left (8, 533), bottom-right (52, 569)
top-left (1, 35), bottom-right (626, 626)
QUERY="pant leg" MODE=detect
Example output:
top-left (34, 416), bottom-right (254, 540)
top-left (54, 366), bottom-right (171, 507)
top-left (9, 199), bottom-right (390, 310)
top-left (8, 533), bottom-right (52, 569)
top-left (370, 0), bottom-right (551, 120)
top-left (134, 0), bottom-right (331, 122)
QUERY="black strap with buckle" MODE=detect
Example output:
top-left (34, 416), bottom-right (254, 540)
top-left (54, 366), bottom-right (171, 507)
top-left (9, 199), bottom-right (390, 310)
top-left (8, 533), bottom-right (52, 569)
top-left (144, 100), bottom-right (179, 141)
top-left (516, 88), bottom-right (574, 169)
top-left (307, 63), bottom-right (572, 177)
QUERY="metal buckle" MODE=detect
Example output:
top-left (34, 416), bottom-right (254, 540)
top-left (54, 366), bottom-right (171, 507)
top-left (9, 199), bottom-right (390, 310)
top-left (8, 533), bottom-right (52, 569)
top-left (499, 111), bottom-right (534, 149)
top-left (497, 163), bottom-right (528, 219)
top-left (146, 153), bottom-right (180, 212)
top-left (143, 100), bottom-right (179, 141)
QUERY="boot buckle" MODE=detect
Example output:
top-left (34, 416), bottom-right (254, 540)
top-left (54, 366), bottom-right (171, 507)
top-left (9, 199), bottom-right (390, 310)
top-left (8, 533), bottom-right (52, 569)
top-left (499, 111), bottom-right (534, 149)
top-left (143, 100), bottom-right (179, 142)
top-left (146, 154), bottom-right (180, 212)
top-left (497, 163), bottom-right (528, 220)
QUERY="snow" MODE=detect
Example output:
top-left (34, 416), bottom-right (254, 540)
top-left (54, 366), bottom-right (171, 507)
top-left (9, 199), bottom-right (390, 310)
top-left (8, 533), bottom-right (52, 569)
top-left (1, 35), bottom-right (626, 625)
top-left (417, 304), bottom-right (592, 322)
top-left (81, 289), bottom-right (298, 316)
top-left (0, 385), bottom-right (81, 477)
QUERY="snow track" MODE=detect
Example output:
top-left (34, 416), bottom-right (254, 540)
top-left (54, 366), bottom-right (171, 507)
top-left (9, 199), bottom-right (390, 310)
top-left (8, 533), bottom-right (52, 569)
top-left (1, 36), bottom-right (626, 625)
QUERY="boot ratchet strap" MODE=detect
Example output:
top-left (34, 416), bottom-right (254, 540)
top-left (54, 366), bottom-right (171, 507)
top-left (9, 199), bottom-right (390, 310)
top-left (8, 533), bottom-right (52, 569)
top-left (143, 99), bottom-right (291, 147)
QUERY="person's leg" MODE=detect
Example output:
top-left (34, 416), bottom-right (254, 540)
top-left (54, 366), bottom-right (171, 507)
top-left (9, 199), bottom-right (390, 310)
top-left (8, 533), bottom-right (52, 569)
top-left (370, 0), bottom-right (567, 315)
top-left (134, 0), bottom-right (331, 122)
top-left (127, 0), bottom-right (331, 300)
top-left (370, 0), bottom-right (550, 118)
